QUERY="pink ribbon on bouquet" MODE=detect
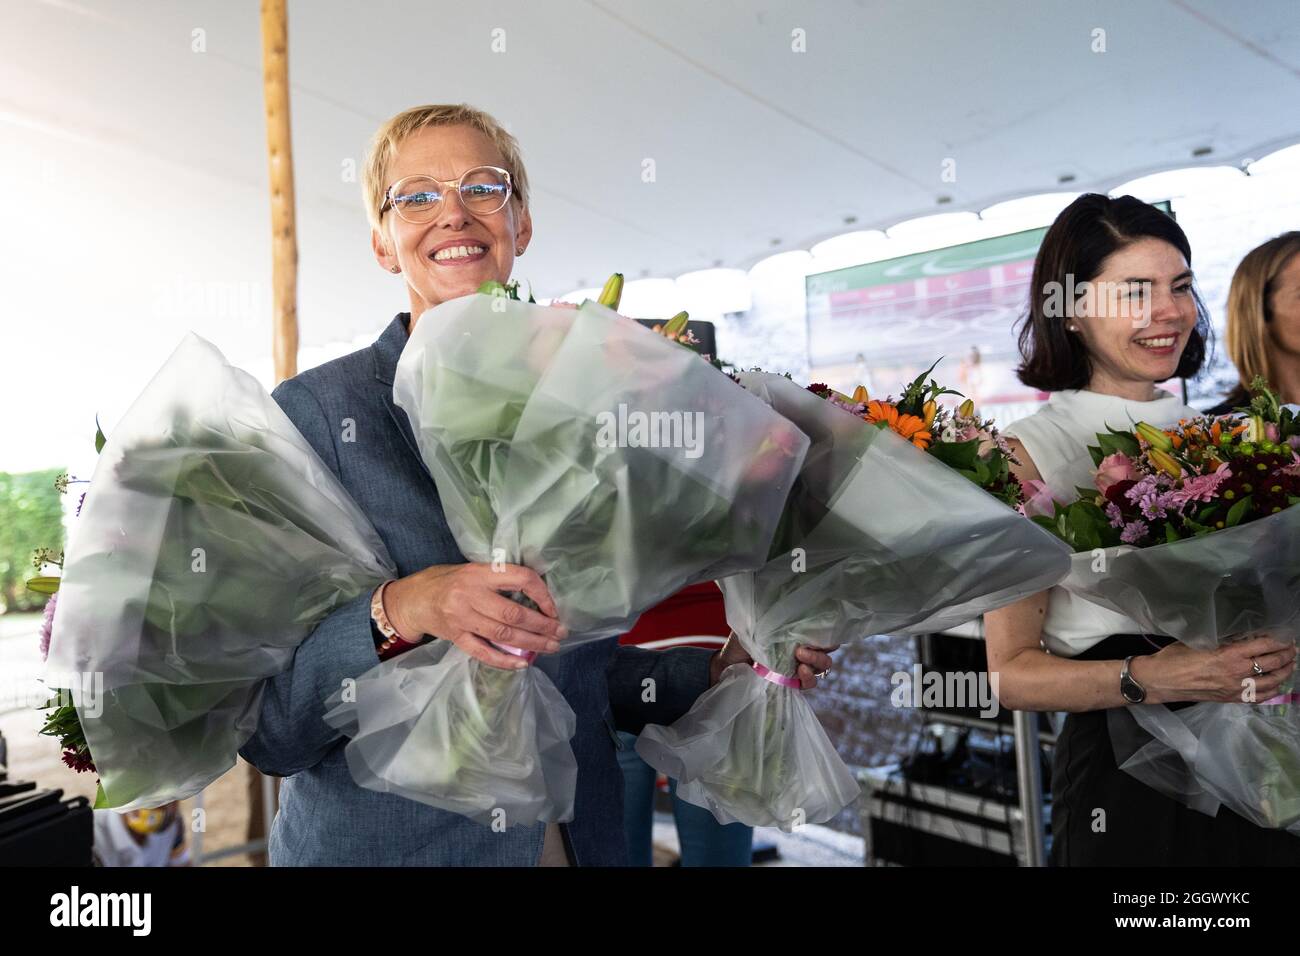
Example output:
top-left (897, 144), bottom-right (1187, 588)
top-left (753, 662), bottom-right (801, 689)
top-left (490, 642), bottom-right (537, 665)
top-left (1260, 692), bottom-right (1300, 706)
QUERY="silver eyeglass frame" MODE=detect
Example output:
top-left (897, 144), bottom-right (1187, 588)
top-left (380, 165), bottom-right (514, 222)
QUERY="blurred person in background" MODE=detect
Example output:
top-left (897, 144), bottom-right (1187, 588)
top-left (92, 802), bottom-right (190, 867)
top-left (617, 583), bottom-right (756, 866)
top-left (1204, 231), bottom-right (1300, 414)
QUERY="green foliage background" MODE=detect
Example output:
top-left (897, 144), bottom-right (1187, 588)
top-left (0, 468), bottom-right (65, 612)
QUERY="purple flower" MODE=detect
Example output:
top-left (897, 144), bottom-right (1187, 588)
top-left (1104, 502), bottom-right (1125, 528)
top-left (827, 395), bottom-right (866, 416)
top-left (1124, 475), bottom-right (1168, 520)
top-left (75, 491), bottom-right (87, 517)
top-left (38, 592), bottom-right (58, 662)
top-left (1120, 519), bottom-right (1149, 545)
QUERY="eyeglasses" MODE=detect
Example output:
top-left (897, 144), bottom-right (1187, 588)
top-left (380, 166), bottom-right (514, 223)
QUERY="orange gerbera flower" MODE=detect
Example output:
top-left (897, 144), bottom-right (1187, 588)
top-left (863, 400), bottom-right (932, 449)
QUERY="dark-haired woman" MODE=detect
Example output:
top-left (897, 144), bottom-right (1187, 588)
top-left (1204, 231), bottom-right (1300, 415)
top-left (984, 194), bottom-right (1300, 866)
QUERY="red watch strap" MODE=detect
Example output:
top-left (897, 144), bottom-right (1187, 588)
top-left (371, 580), bottom-right (420, 660)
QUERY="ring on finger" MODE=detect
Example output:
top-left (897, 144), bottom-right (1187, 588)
top-left (1252, 658), bottom-right (1264, 676)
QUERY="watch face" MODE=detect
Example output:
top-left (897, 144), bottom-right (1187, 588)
top-left (1121, 675), bottom-right (1145, 704)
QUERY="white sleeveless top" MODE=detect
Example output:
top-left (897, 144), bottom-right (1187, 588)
top-left (1002, 388), bottom-right (1199, 657)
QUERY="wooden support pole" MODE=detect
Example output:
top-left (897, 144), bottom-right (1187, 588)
top-left (249, 0), bottom-right (296, 863)
top-left (261, 0), bottom-right (298, 384)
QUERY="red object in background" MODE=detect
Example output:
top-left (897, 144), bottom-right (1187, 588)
top-left (620, 582), bottom-right (731, 651)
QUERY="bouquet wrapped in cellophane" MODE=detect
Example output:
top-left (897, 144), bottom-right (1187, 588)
top-left (1037, 379), bottom-right (1300, 831)
top-left (47, 334), bottom-right (397, 810)
top-left (323, 281), bottom-right (808, 827)
top-left (636, 368), bottom-right (1073, 830)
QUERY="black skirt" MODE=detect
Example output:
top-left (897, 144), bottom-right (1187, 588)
top-left (1051, 634), bottom-right (1300, 866)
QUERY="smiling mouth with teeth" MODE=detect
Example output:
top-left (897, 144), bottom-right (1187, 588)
top-left (431, 244), bottom-right (487, 262)
top-left (1134, 335), bottom-right (1178, 350)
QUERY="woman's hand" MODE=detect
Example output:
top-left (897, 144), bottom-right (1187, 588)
top-left (385, 563), bottom-right (568, 669)
top-left (709, 636), bottom-right (839, 690)
top-left (1133, 632), bottom-right (1297, 705)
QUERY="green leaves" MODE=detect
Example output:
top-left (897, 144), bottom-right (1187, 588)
top-left (1086, 426), bottom-right (1141, 467)
top-left (928, 437), bottom-right (999, 487)
top-left (896, 357), bottom-right (963, 417)
top-left (1067, 500), bottom-right (1112, 551)
top-left (1034, 499), bottom-right (1120, 551)
top-left (94, 417), bottom-right (107, 454)
top-left (926, 436), bottom-right (979, 471)
top-left (1225, 494), bottom-right (1253, 527)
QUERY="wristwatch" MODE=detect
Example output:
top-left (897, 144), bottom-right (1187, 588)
top-left (1119, 655), bottom-right (1147, 704)
top-left (370, 580), bottom-right (426, 658)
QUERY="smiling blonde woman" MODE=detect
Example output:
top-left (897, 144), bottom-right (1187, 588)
top-left (236, 104), bottom-right (834, 867)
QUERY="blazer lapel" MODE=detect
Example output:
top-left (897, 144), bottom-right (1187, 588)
top-left (371, 313), bottom-right (434, 482)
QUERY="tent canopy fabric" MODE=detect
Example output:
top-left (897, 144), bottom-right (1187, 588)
top-left (2, 0), bottom-right (1298, 472)
top-left (7, 1), bottom-right (1299, 313)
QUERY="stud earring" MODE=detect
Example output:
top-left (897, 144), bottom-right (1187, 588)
top-left (391, 266), bottom-right (400, 273)
top-left (516, 246), bottom-right (524, 255)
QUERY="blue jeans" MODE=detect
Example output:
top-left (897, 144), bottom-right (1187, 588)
top-left (616, 731), bottom-right (753, 866)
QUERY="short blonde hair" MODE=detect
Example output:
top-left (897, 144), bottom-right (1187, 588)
top-left (1225, 231), bottom-right (1300, 394)
top-left (361, 103), bottom-right (530, 233)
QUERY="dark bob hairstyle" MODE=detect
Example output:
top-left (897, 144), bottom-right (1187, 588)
top-left (1016, 193), bottom-right (1211, 391)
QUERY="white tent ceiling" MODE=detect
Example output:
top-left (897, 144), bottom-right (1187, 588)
top-left (2, 0), bottom-right (1299, 471)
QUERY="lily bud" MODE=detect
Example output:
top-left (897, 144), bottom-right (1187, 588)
top-left (598, 272), bottom-right (624, 310)
top-left (662, 310), bottom-right (690, 338)
top-left (1244, 415), bottom-right (1265, 444)
top-left (957, 398), bottom-right (975, 419)
top-left (852, 385), bottom-right (869, 404)
top-left (1148, 447), bottom-right (1182, 479)
top-left (923, 400), bottom-right (937, 428)
top-left (1135, 422), bottom-right (1174, 452)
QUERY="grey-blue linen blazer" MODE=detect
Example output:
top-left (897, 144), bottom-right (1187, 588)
top-left (237, 313), bottom-right (713, 866)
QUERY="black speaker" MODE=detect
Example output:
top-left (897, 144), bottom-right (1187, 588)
top-left (0, 784), bottom-right (94, 866)
top-left (635, 319), bottom-right (717, 360)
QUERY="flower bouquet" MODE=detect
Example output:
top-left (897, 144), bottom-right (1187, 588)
top-left (636, 366), bottom-right (1073, 830)
top-left (322, 277), bottom-right (809, 827)
top-left (1034, 378), bottom-right (1300, 830)
top-left (47, 334), bottom-right (397, 810)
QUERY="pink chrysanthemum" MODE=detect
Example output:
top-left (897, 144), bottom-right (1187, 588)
top-left (1166, 463), bottom-right (1232, 511)
top-left (38, 592), bottom-right (58, 662)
